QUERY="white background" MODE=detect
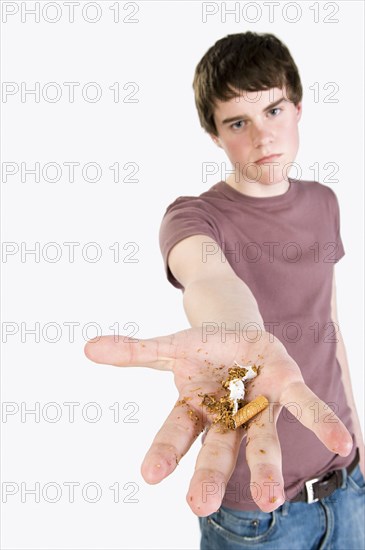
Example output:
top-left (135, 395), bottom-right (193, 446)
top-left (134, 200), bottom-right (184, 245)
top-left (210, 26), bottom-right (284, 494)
top-left (1, 1), bottom-right (364, 549)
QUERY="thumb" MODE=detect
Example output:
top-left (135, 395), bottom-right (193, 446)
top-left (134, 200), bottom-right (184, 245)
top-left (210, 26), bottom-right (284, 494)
top-left (84, 333), bottom-right (179, 371)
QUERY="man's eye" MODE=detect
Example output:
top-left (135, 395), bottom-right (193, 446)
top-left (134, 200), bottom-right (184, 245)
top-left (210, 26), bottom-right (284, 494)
top-left (270, 107), bottom-right (282, 116)
top-left (231, 120), bottom-right (245, 129)
top-left (230, 108), bottom-right (282, 130)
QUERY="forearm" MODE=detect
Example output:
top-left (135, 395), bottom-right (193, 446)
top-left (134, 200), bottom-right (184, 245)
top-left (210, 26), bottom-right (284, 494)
top-left (183, 276), bottom-right (265, 331)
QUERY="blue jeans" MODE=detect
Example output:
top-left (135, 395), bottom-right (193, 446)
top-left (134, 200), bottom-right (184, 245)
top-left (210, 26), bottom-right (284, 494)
top-left (199, 464), bottom-right (365, 549)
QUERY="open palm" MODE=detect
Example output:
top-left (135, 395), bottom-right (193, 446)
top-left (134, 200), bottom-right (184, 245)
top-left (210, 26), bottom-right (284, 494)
top-left (84, 326), bottom-right (352, 516)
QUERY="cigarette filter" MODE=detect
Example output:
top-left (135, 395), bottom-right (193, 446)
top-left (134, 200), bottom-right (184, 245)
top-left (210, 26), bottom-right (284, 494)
top-left (233, 395), bottom-right (269, 428)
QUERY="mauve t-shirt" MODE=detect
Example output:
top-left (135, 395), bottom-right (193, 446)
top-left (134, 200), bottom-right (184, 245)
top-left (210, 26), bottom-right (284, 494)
top-left (158, 177), bottom-right (356, 510)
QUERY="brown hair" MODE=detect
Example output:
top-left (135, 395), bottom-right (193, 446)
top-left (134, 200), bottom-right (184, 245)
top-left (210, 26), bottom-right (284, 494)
top-left (192, 32), bottom-right (303, 137)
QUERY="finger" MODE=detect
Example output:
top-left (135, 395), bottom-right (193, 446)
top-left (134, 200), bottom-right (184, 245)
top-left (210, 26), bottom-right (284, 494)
top-left (245, 404), bottom-right (285, 512)
top-left (281, 381), bottom-right (353, 457)
top-left (84, 332), bottom-right (180, 371)
top-left (186, 424), bottom-right (246, 516)
top-left (141, 397), bottom-right (205, 484)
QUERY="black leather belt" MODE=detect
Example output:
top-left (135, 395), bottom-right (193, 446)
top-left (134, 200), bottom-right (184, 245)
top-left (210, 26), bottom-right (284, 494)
top-left (290, 448), bottom-right (360, 504)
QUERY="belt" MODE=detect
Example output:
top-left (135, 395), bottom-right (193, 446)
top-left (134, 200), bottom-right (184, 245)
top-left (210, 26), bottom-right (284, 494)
top-left (290, 447), bottom-right (360, 504)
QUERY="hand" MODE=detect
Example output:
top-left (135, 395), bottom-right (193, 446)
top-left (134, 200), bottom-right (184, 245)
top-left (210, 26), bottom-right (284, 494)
top-left (84, 327), bottom-right (353, 516)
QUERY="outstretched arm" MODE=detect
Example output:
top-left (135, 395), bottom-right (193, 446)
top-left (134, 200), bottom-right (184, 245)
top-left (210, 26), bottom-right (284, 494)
top-left (168, 234), bottom-right (264, 331)
top-left (84, 235), bottom-right (353, 516)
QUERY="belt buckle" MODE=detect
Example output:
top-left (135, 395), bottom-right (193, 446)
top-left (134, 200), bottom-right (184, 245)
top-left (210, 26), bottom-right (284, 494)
top-left (305, 477), bottom-right (320, 503)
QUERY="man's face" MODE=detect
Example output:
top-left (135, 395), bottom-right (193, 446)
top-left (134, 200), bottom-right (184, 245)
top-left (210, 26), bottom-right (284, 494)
top-left (211, 87), bottom-right (302, 187)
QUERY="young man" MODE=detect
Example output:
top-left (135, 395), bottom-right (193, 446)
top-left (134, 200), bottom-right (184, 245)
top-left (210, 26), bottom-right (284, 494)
top-left (85, 32), bottom-right (365, 549)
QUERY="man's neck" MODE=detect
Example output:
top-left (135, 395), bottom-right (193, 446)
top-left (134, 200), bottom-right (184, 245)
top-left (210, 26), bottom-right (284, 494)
top-left (225, 176), bottom-right (290, 198)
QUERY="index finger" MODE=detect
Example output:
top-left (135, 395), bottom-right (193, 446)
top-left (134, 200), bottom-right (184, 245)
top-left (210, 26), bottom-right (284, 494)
top-left (141, 396), bottom-right (205, 484)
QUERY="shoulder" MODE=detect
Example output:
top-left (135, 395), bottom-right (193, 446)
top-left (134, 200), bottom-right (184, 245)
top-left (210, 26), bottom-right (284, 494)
top-left (161, 185), bottom-right (221, 218)
top-left (295, 178), bottom-right (336, 196)
top-left (163, 194), bottom-right (202, 212)
top-left (295, 179), bottom-right (340, 209)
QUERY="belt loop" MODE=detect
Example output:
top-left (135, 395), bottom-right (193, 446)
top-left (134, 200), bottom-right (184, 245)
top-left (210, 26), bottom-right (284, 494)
top-left (281, 500), bottom-right (290, 516)
top-left (341, 466), bottom-right (347, 489)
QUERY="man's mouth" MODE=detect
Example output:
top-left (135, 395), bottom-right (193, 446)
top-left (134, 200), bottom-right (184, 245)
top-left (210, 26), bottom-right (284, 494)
top-left (255, 154), bottom-right (282, 164)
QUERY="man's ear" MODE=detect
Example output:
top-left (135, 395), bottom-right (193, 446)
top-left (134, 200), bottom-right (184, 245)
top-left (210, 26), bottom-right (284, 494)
top-left (209, 133), bottom-right (222, 148)
top-left (296, 102), bottom-right (302, 122)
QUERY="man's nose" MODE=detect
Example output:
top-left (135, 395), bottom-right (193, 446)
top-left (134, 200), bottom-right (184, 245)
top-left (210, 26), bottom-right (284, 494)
top-left (251, 125), bottom-right (274, 148)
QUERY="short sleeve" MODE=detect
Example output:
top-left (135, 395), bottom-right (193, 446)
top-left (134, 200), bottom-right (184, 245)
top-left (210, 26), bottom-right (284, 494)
top-left (159, 197), bottom-right (220, 289)
top-left (326, 187), bottom-right (345, 263)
